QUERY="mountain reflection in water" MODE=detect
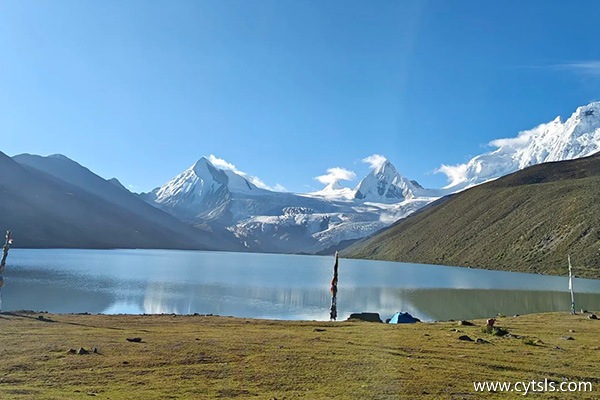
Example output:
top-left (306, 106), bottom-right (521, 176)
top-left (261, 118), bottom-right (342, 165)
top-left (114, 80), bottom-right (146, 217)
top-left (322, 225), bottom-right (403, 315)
top-left (2, 249), bottom-right (599, 321)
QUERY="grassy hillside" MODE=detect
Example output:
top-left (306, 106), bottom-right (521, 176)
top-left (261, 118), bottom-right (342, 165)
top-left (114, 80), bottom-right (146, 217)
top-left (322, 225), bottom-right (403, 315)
top-left (344, 153), bottom-right (600, 279)
top-left (0, 312), bottom-right (598, 399)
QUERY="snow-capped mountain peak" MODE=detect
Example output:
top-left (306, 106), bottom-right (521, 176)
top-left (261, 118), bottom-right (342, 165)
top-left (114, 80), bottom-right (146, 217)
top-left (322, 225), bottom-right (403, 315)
top-left (438, 101), bottom-right (600, 191)
top-left (147, 156), bottom-right (273, 223)
top-left (152, 157), bottom-right (229, 210)
top-left (308, 181), bottom-right (356, 200)
top-left (372, 159), bottom-right (394, 174)
top-left (191, 157), bottom-right (267, 195)
top-left (192, 157), bottom-right (228, 185)
top-left (354, 159), bottom-right (424, 203)
top-left (139, 101), bottom-right (600, 254)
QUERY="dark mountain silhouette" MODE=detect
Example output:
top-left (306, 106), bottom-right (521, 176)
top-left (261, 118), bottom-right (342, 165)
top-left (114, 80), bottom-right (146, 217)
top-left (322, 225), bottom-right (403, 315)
top-left (1, 152), bottom-right (240, 250)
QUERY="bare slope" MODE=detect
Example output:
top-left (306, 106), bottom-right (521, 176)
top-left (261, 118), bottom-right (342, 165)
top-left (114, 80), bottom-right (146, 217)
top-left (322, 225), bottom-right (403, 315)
top-left (344, 152), bottom-right (600, 278)
top-left (0, 152), bottom-right (236, 250)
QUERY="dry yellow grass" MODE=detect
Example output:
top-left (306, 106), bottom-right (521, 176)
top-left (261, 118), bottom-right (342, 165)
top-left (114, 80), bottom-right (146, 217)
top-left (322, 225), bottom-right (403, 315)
top-left (0, 311), bottom-right (598, 399)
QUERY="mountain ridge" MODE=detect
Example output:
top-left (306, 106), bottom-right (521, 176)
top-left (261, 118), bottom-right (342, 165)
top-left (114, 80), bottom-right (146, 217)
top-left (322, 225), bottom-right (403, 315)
top-left (140, 101), bottom-right (600, 254)
top-left (5, 100), bottom-right (600, 254)
top-left (438, 102), bottom-right (600, 191)
top-left (354, 160), bottom-right (424, 202)
top-left (6, 153), bottom-right (241, 250)
top-left (343, 151), bottom-right (600, 278)
top-left (141, 156), bottom-right (432, 254)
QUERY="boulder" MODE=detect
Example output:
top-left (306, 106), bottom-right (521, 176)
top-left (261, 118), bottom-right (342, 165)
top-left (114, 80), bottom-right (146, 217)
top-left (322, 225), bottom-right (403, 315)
top-left (347, 313), bottom-right (383, 323)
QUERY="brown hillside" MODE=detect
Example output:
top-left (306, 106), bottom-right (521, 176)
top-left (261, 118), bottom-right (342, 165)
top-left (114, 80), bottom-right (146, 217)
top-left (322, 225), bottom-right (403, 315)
top-left (344, 153), bottom-right (600, 278)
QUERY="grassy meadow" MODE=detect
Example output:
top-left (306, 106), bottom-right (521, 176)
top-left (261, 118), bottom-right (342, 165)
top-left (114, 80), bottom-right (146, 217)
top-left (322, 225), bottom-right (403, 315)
top-left (0, 311), bottom-right (598, 399)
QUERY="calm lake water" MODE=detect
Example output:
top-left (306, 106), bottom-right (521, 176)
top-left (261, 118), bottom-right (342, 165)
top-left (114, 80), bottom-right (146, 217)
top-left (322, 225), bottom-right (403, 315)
top-left (1, 249), bottom-right (599, 321)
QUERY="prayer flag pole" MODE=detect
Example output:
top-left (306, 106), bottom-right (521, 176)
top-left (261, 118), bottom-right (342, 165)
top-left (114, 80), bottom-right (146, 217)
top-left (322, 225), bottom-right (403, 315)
top-left (329, 251), bottom-right (339, 321)
top-left (568, 254), bottom-right (575, 315)
top-left (0, 230), bottom-right (12, 312)
top-left (0, 230), bottom-right (12, 275)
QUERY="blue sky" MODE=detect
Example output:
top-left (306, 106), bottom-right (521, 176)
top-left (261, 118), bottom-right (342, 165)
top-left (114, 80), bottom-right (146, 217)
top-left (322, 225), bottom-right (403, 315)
top-left (1, 1), bottom-right (600, 193)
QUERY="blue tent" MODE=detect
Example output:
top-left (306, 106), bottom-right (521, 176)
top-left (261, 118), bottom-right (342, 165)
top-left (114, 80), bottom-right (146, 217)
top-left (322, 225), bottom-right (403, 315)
top-left (389, 311), bottom-right (420, 324)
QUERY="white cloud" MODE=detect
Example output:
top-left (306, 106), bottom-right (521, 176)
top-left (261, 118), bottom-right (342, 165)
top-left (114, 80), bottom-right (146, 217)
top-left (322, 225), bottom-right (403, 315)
top-left (434, 115), bottom-right (566, 189)
top-left (246, 176), bottom-right (269, 190)
top-left (206, 154), bottom-right (285, 192)
top-left (315, 167), bottom-right (356, 186)
top-left (488, 128), bottom-right (539, 149)
top-left (553, 60), bottom-right (600, 76)
top-left (434, 163), bottom-right (469, 186)
top-left (208, 154), bottom-right (237, 171)
top-left (362, 154), bottom-right (388, 170)
top-left (434, 129), bottom-right (533, 187)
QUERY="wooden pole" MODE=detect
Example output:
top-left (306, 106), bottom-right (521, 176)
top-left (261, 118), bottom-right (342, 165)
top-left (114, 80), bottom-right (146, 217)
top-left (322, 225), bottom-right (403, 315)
top-left (329, 251), bottom-right (339, 321)
top-left (0, 230), bottom-right (12, 275)
top-left (568, 255), bottom-right (575, 315)
top-left (0, 230), bottom-right (10, 312)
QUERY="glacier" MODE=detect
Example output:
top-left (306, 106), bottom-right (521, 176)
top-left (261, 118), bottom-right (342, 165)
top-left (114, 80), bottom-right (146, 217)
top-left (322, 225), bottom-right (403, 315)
top-left (141, 155), bottom-right (436, 254)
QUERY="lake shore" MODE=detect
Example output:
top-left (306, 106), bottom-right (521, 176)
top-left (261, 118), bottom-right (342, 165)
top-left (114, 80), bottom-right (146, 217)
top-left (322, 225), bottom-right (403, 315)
top-left (0, 311), bottom-right (598, 399)
top-left (9, 248), bottom-right (600, 320)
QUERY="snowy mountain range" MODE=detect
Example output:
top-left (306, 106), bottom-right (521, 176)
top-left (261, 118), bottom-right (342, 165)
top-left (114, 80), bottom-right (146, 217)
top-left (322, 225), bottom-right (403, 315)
top-left (137, 101), bottom-right (600, 254)
top-left (437, 102), bottom-right (600, 191)
top-left (140, 156), bottom-right (437, 253)
top-left (354, 160), bottom-right (433, 202)
top-left (5, 101), bottom-right (600, 253)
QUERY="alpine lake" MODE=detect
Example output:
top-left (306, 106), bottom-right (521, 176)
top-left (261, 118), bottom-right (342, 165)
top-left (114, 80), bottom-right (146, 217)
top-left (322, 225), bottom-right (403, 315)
top-left (1, 249), bottom-right (599, 322)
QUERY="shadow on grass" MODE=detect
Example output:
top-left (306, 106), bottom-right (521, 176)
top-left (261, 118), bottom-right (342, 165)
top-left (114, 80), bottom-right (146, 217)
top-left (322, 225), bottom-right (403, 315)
top-left (0, 311), bottom-right (129, 331)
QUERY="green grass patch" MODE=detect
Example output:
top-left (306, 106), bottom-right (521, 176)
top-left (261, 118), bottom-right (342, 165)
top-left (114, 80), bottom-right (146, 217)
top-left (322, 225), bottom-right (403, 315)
top-left (0, 312), bottom-right (599, 399)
